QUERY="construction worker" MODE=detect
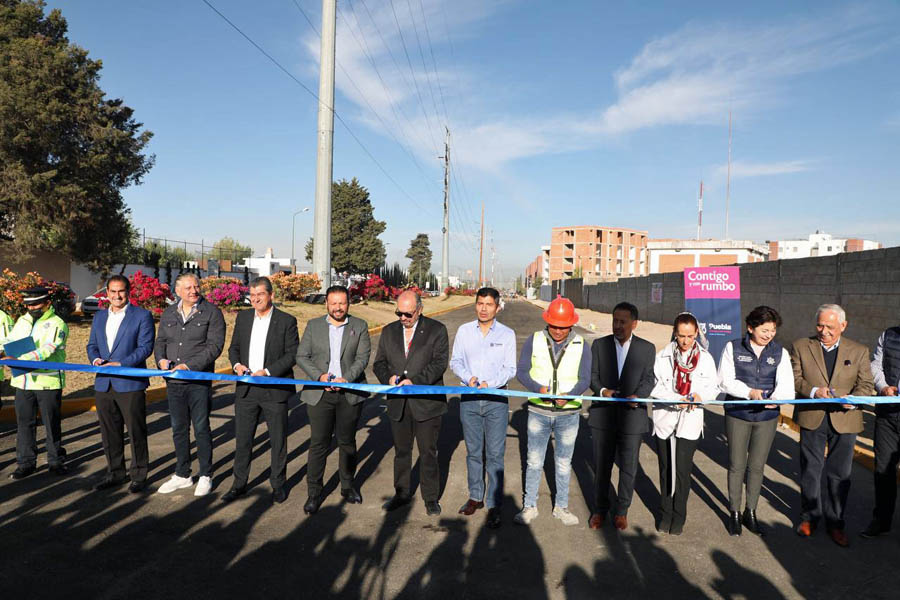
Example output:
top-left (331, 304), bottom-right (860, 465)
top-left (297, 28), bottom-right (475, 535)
top-left (8, 287), bottom-right (70, 479)
top-left (515, 295), bottom-right (592, 526)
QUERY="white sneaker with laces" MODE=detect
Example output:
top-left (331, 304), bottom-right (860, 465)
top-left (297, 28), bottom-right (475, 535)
top-left (194, 475), bottom-right (213, 497)
top-left (157, 474), bottom-right (193, 494)
top-left (514, 506), bottom-right (539, 525)
top-left (553, 506), bottom-right (579, 526)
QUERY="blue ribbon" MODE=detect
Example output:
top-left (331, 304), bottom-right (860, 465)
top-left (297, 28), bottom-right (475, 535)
top-left (0, 359), bottom-right (892, 406)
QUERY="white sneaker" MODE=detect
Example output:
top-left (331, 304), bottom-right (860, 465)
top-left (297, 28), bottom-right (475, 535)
top-left (194, 475), bottom-right (213, 497)
top-left (553, 506), bottom-right (580, 526)
top-left (157, 474), bottom-right (193, 494)
top-left (514, 506), bottom-right (539, 525)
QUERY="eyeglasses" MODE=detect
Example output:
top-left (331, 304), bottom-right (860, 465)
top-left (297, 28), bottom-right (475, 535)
top-left (395, 310), bottom-right (416, 319)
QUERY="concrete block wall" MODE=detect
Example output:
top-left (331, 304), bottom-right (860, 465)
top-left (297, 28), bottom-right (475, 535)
top-left (568, 247), bottom-right (900, 352)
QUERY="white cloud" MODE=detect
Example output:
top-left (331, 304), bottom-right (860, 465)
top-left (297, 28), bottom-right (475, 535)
top-left (714, 159), bottom-right (815, 179)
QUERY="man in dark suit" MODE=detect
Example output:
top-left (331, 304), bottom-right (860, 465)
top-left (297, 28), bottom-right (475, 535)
top-left (373, 289), bottom-right (449, 515)
top-left (86, 275), bottom-right (156, 493)
top-left (223, 276), bottom-right (299, 505)
top-left (791, 303), bottom-right (874, 547)
top-left (588, 302), bottom-right (656, 531)
top-left (296, 285), bottom-right (371, 514)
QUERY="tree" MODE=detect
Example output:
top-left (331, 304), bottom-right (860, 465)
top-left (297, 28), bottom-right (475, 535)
top-left (406, 233), bottom-right (432, 287)
top-left (210, 236), bottom-right (253, 262)
top-left (305, 178), bottom-right (386, 273)
top-left (515, 275), bottom-right (524, 295)
top-left (533, 275), bottom-right (544, 290)
top-left (573, 265), bottom-right (583, 278)
top-left (141, 240), bottom-right (195, 266)
top-left (0, 1), bottom-right (154, 271)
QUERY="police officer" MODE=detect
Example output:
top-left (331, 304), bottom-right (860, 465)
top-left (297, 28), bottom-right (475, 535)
top-left (0, 306), bottom-right (14, 388)
top-left (8, 287), bottom-right (70, 479)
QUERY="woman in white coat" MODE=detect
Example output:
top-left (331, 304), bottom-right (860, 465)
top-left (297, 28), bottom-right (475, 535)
top-left (651, 312), bottom-right (719, 535)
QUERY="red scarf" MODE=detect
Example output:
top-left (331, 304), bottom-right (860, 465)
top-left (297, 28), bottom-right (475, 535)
top-left (673, 342), bottom-right (700, 396)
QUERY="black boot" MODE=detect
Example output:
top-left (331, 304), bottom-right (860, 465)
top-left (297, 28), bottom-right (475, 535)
top-left (742, 508), bottom-right (765, 537)
top-left (728, 511), bottom-right (742, 536)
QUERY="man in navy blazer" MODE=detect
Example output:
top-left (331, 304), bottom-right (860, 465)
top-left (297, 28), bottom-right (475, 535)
top-left (86, 275), bottom-right (156, 493)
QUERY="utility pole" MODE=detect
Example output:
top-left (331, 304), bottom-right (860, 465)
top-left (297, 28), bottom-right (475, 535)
top-left (725, 111), bottom-right (732, 240)
top-left (477, 203), bottom-right (485, 287)
top-left (312, 0), bottom-right (336, 292)
top-left (490, 230), bottom-right (495, 286)
top-left (697, 180), bottom-right (704, 240)
top-left (440, 127), bottom-right (450, 293)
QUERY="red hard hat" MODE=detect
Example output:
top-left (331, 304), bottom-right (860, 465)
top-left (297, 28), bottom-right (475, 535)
top-left (543, 295), bottom-right (579, 328)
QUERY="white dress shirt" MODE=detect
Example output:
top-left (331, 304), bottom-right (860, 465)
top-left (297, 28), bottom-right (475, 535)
top-left (248, 307), bottom-right (273, 373)
top-left (105, 304), bottom-right (128, 353)
top-left (599, 335), bottom-right (632, 396)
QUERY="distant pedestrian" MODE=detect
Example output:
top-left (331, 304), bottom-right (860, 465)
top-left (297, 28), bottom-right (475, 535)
top-left (86, 275), bottom-right (156, 493)
top-left (514, 296), bottom-right (591, 527)
top-left (791, 304), bottom-right (874, 547)
top-left (450, 287), bottom-right (516, 529)
top-left (154, 273), bottom-right (225, 497)
top-left (718, 306), bottom-right (793, 536)
top-left (651, 312), bottom-right (718, 535)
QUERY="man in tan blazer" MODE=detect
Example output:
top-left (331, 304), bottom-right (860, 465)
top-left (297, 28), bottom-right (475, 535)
top-left (791, 303), bottom-right (874, 547)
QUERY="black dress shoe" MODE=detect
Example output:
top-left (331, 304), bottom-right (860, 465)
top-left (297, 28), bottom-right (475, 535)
top-left (382, 494), bottom-right (412, 512)
top-left (48, 463), bottom-right (69, 476)
top-left (94, 476), bottom-right (128, 491)
top-left (341, 488), bottom-right (362, 504)
top-left (860, 520), bottom-right (891, 538)
top-left (742, 508), bottom-right (765, 537)
top-left (304, 494), bottom-right (323, 514)
top-left (425, 501), bottom-right (442, 516)
top-left (486, 507), bottom-right (502, 529)
top-left (669, 520), bottom-right (684, 536)
top-left (222, 487), bottom-right (247, 503)
top-left (657, 513), bottom-right (672, 534)
top-left (272, 488), bottom-right (287, 504)
top-left (10, 465), bottom-right (36, 480)
top-left (728, 511), bottom-right (742, 536)
top-left (129, 480), bottom-right (147, 494)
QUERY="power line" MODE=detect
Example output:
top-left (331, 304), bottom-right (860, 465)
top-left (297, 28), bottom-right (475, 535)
top-left (200, 0), bottom-right (433, 215)
top-left (404, 0), bottom-right (442, 130)
top-left (416, 0), bottom-right (450, 124)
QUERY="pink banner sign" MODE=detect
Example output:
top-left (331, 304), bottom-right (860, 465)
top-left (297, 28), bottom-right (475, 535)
top-left (683, 266), bottom-right (741, 300)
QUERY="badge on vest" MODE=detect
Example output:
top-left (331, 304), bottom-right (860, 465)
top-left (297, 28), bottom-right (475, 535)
top-left (737, 355), bottom-right (753, 363)
top-left (766, 357), bottom-right (776, 365)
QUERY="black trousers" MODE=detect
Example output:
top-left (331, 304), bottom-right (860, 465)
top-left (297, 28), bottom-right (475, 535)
top-left (873, 411), bottom-right (900, 528)
top-left (95, 390), bottom-right (149, 482)
top-left (656, 435), bottom-right (699, 529)
top-left (306, 392), bottom-right (363, 496)
top-left (592, 426), bottom-right (643, 516)
top-left (15, 389), bottom-right (63, 468)
top-left (799, 417), bottom-right (856, 529)
top-left (390, 408), bottom-right (442, 502)
top-left (232, 386), bottom-right (289, 490)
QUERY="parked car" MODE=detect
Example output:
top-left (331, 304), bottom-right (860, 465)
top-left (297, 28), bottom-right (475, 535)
top-left (53, 282), bottom-right (77, 321)
top-left (79, 287), bottom-right (106, 316)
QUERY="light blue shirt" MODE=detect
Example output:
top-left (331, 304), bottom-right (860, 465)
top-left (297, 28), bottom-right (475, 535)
top-left (450, 319), bottom-right (517, 388)
top-left (327, 320), bottom-right (346, 379)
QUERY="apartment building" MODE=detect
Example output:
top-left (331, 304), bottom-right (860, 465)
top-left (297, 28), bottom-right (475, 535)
top-left (549, 226), bottom-right (648, 282)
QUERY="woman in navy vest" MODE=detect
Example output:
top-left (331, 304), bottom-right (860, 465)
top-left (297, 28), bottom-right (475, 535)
top-left (718, 306), bottom-right (794, 537)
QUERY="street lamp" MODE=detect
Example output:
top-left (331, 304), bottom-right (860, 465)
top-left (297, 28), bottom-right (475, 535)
top-left (291, 207), bottom-right (311, 273)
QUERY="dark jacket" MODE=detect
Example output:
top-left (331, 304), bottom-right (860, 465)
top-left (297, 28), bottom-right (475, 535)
top-left (373, 315), bottom-right (449, 422)
top-left (296, 314), bottom-right (371, 406)
top-left (228, 307), bottom-right (299, 402)
top-left (86, 305), bottom-right (156, 392)
top-left (588, 334), bottom-right (656, 433)
top-left (153, 298), bottom-right (226, 378)
top-left (724, 334), bottom-right (783, 422)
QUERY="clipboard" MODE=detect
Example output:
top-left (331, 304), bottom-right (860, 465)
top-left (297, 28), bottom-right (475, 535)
top-left (3, 337), bottom-right (37, 377)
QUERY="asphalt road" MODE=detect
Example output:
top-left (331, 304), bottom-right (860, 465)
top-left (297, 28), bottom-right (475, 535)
top-left (0, 300), bottom-right (898, 599)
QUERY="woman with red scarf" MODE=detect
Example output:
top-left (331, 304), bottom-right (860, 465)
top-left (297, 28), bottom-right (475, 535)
top-left (650, 312), bottom-right (719, 535)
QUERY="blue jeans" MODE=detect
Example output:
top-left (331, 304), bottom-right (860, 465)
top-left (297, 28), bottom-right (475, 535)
top-left (523, 409), bottom-right (580, 509)
top-left (167, 382), bottom-right (213, 478)
top-left (460, 399), bottom-right (508, 508)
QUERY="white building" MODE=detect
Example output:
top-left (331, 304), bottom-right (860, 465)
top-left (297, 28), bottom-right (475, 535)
top-left (768, 232), bottom-right (881, 260)
top-left (237, 247), bottom-right (294, 277)
top-left (648, 239), bottom-right (769, 274)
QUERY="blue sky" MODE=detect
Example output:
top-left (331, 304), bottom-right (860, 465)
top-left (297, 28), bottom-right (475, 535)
top-left (44, 0), bottom-right (900, 285)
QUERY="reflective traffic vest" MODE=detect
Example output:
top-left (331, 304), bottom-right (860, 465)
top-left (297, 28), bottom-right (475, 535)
top-left (9, 307), bottom-right (68, 390)
top-left (0, 309), bottom-right (13, 382)
top-left (528, 331), bottom-right (584, 410)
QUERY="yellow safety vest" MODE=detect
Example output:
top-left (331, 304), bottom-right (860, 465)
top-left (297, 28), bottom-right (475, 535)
top-left (0, 309), bottom-right (13, 382)
top-left (9, 307), bottom-right (68, 391)
top-left (528, 331), bottom-right (584, 409)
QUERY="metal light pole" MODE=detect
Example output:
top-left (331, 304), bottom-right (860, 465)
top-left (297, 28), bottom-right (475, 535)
top-left (291, 207), bottom-right (310, 273)
top-left (312, 0), bottom-right (336, 291)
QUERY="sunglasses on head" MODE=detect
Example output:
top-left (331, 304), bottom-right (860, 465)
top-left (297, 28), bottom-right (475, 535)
top-left (395, 310), bottom-right (416, 319)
